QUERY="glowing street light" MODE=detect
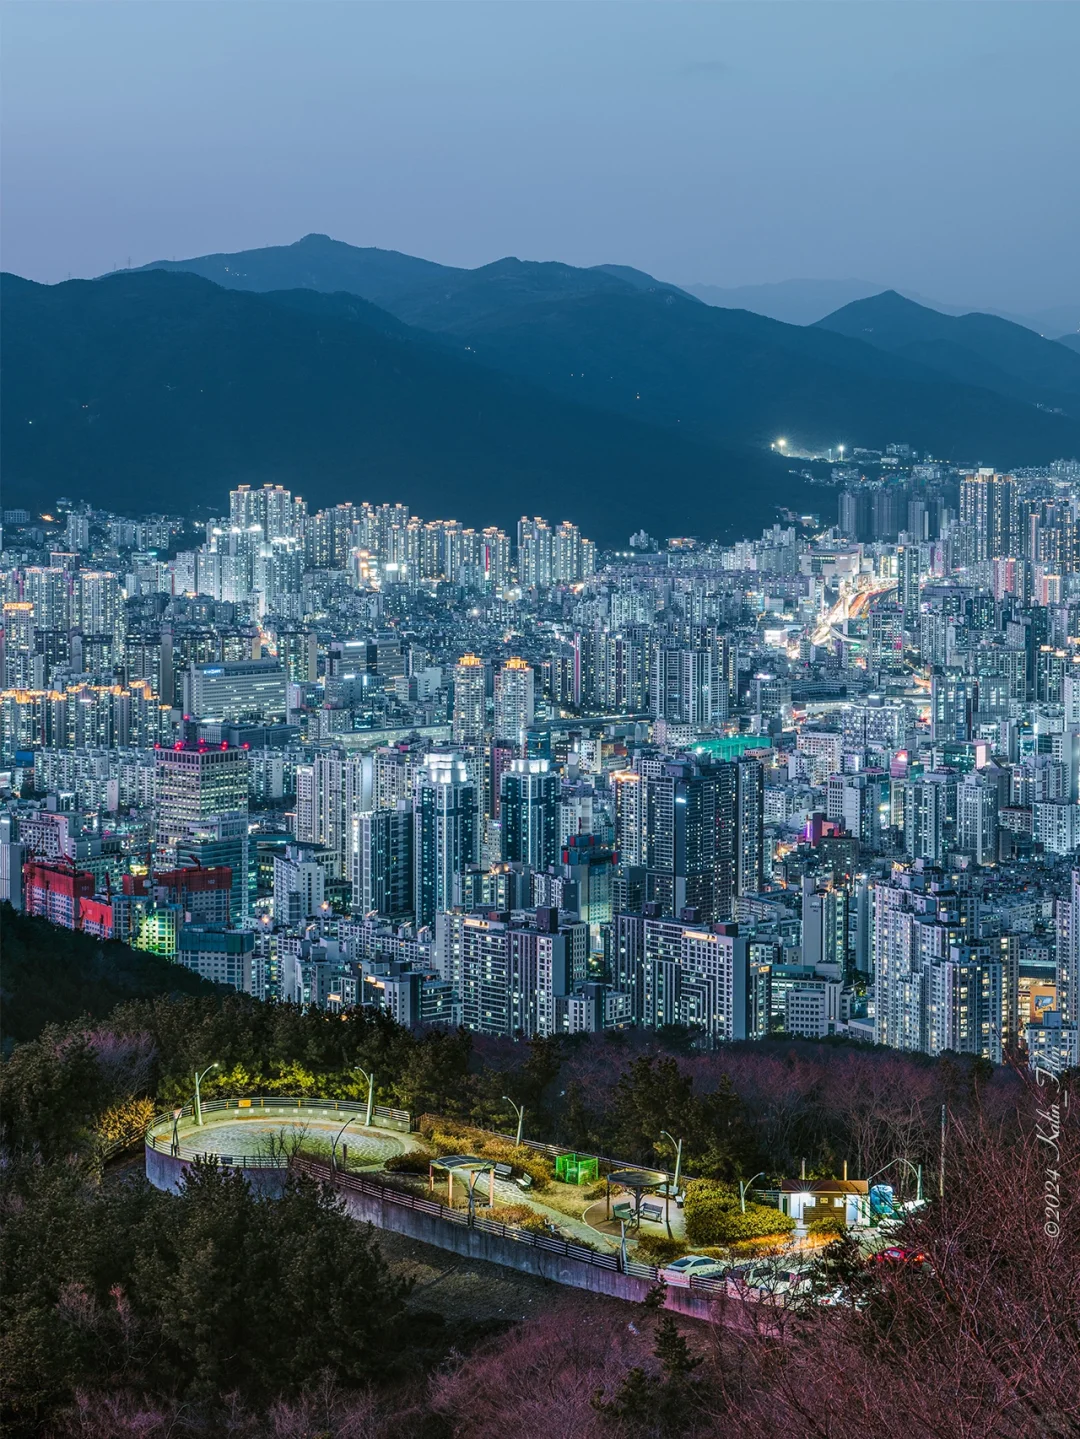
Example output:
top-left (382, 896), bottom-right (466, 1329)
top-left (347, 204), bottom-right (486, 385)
top-left (355, 1067), bottom-right (375, 1127)
top-left (502, 1096), bottom-right (525, 1147)
top-left (659, 1129), bottom-right (684, 1239)
top-left (193, 1062), bottom-right (219, 1127)
top-left (739, 1171), bottom-right (766, 1213)
top-left (331, 1112), bottom-right (362, 1173)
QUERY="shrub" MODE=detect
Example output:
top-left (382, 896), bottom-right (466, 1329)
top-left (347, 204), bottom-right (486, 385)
top-left (94, 1095), bottom-right (156, 1152)
top-left (808, 1212), bottom-right (848, 1236)
top-left (384, 1150), bottom-right (432, 1174)
top-left (684, 1180), bottom-right (794, 1247)
top-left (477, 1138), bottom-right (554, 1191)
top-left (488, 1203), bottom-right (547, 1233)
top-left (634, 1234), bottom-right (688, 1264)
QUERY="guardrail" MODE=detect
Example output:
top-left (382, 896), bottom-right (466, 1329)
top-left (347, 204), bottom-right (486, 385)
top-left (290, 1155), bottom-right (621, 1271)
top-left (144, 1095), bottom-right (413, 1166)
top-left (416, 1114), bottom-right (681, 1187)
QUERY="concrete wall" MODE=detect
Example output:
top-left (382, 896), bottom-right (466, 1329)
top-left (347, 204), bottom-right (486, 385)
top-left (144, 1145), bottom-right (733, 1325)
top-left (332, 1181), bottom-right (724, 1322)
top-left (145, 1143), bottom-right (288, 1198)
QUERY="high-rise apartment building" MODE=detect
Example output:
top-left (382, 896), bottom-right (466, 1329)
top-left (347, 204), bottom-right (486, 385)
top-left (413, 752), bottom-right (479, 926)
top-left (452, 654), bottom-right (486, 744)
top-left (494, 657), bottom-right (534, 749)
top-left (500, 757), bottom-right (559, 870)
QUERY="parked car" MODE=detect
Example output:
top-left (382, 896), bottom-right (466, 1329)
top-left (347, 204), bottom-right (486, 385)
top-left (729, 1260), bottom-right (812, 1299)
top-left (869, 1246), bottom-right (927, 1267)
top-left (659, 1254), bottom-right (727, 1284)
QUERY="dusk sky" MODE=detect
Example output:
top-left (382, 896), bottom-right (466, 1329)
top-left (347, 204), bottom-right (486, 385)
top-left (3, 1), bottom-right (1078, 312)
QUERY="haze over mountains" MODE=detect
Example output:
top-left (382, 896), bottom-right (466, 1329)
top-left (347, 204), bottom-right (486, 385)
top-left (5, 233), bottom-right (1080, 542)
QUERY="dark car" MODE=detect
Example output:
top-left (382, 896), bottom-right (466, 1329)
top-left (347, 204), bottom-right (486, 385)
top-left (869, 1246), bottom-right (927, 1267)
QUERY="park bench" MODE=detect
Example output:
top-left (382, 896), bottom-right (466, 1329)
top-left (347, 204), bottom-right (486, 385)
top-left (515, 1172), bottom-right (533, 1191)
top-left (640, 1200), bottom-right (665, 1223)
top-left (493, 1162), bottom-right (514, 1181)
top-left (612, 1200), bottom-right (634, 1221)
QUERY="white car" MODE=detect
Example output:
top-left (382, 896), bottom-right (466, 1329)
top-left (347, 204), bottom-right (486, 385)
top-left (659, 1254), bottom-right (727, 1285)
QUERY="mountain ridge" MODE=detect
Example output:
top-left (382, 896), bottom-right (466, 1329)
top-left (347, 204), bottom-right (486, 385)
top-left (2, 269), bottom-right (803, 543)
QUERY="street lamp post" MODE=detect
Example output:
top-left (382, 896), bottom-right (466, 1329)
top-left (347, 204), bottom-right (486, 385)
top-left (739, 1172), bottom-right (766, 1214)
top-left (193, 1062), bottom-right (219, 1128)
top-left (331, 1113), bottom-right (361, 1174)
top-left (659, 1130), bottom-right (683, 1238)
top-left (503, 1096), bottom-right (525, 1148)
top-left (355, 1067), bottom-right (375, 1127)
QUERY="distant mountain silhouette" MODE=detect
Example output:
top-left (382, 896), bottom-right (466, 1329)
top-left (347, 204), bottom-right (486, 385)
top-left (684, 278), bottom-right (888, 326)
top-left (391, 282), bottom-right (1080, 464)
top-left (1056, 333), bottom-right (1080, 357)
top-left (816, 290), bottom-right (1080, 419)
top-left (3, 270), bottom-right (805, 543)
top-left (11, 238), bottom-right (1079, 536)
top-left (135, 233), bottom-right (691, 318)
top-left (133, 233), bottom-right (453, 309)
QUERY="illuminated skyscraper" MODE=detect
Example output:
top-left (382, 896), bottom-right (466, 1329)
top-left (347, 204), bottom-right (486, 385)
top-left (413, 752), bottom-right (479, 926)
top-left (452, 654), bottom-right (486, 744)
top-left (494, 657), bottom-right (534, 749)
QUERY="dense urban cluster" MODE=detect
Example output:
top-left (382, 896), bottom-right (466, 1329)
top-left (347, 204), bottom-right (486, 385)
top-left (2, 455), bottom-right (1079, 1078)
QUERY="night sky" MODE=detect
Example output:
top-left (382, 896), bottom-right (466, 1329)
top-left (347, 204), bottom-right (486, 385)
top-left (3, 1), bottom-right (1077, 311)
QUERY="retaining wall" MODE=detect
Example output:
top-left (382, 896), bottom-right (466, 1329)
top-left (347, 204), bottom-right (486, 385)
top-left (295, 1161), bottom-right (726, 1322)
top-left (145, 1144), bottom-right (289, 1198)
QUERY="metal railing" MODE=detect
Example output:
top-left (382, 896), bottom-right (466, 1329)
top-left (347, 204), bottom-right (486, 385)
top-left (417, 1113), bottom-right (682, 1188)
top-left (144, 1095), bottom-right (413, 1167)
top-left (290, 1155), bottom-right (621, 1271)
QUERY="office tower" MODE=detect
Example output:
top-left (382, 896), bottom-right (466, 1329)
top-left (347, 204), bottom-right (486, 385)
top-left (156, 742), bottom-right (249, 857)
top-left (176, 814), bottom-right (253, 922)
top-left (184, 659), bottom-right (287, 722)
top-left (494, 657), bottom-right (534, 749)
top-left (413, 752), bottom-right (479, 927)
top-left (155, 743), bottom-right (250, 917)
top-left (2, 603), bottom-right (35, 689)
top-left (452, 654), bottom-right (486, 744)
top-left (500, 758), bottom-right (559, 870)
top-left (930, 670), bottom-right (977, 742)
top-left (351, 804), bottom-right (414, 919)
